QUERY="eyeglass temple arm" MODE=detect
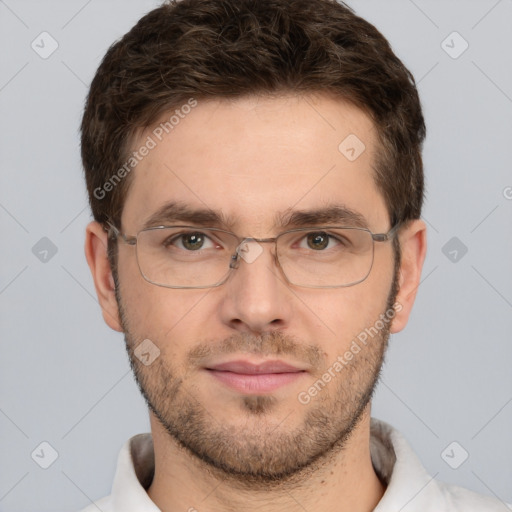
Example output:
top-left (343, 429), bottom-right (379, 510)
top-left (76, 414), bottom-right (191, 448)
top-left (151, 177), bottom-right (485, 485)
top-left (105, 221), bottom-right (137, 245)
top-left (372, 222), bottom-right (401, 243)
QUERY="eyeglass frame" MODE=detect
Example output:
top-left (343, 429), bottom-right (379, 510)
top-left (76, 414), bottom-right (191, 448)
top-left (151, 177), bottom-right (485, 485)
top-left (105, 220), bottom-right (401, 289)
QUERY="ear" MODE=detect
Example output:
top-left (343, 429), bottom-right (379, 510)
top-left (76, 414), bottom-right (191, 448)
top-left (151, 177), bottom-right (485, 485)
top-left (84, 221), bottom-right (123, 332)
top-left (390, 219), bottom-right (427, 334)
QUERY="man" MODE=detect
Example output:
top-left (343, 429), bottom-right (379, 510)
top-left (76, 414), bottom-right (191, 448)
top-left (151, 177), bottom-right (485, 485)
top-left (80, 0), bottom-right (507, 510)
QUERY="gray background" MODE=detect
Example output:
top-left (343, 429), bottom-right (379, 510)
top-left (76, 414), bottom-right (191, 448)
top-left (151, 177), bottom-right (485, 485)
top-left (1, 0), bottom-right (511, 510)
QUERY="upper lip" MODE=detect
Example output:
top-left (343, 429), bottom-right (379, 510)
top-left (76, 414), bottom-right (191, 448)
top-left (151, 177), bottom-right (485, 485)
top-left (206, 360), bottom-right (305, 374)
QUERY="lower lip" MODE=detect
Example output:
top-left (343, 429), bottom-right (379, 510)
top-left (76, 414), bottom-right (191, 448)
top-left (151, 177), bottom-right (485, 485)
top-left (206, 370), bottom-right (305, 393)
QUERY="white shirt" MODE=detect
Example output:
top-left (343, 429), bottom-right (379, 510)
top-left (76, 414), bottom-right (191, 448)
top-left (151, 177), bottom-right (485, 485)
top-left (78, 418), bottom-right (510, 511)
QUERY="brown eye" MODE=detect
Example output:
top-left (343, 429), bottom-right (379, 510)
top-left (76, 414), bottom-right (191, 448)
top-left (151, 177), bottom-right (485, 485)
top-left (180, 232), bottom-right (207, 250)
top-left (306, 232), bottom-right (330, 250)
top-left (163, 231), bottom-right (214, 251)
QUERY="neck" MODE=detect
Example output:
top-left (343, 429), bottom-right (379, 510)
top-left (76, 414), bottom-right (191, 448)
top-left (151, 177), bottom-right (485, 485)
top-left (147, 408), bottom-right (386, 512)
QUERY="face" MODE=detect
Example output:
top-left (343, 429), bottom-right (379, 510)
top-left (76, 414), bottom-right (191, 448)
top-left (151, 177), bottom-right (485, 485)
top-left (112, 94), bottom-right (400, 483)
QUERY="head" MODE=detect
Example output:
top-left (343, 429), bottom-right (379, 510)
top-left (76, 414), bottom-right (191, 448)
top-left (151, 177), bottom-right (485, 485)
top-left (83, 0), bottom-right (427, 486)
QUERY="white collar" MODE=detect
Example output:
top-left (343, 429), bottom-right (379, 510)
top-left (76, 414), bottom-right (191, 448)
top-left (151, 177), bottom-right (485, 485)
top-left (85, 418), bottom-right (508, 511)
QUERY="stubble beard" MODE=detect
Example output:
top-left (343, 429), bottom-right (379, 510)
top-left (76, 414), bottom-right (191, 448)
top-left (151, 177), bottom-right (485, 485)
top-left (115, 268), bottom-right (398, 489)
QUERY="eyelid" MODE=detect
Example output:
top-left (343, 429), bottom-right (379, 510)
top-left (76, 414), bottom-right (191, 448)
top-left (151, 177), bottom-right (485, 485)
top-left (291, 230), bottom-right (337, 247)
top-left (163, 228), bottom-right (226, 249)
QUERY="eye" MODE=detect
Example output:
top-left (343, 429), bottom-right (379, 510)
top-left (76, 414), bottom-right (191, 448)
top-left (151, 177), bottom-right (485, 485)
top-left (168, 231), bottom-right (216, 251)
top-left (300, 231), bottom-right (340, 251)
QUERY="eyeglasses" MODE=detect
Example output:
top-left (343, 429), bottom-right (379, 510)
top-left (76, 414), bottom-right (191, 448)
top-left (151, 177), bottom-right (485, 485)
top-left (107, 222), bottom-right (400, 289)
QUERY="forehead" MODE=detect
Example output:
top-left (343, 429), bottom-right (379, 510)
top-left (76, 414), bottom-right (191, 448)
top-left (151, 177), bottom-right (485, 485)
top-left (122, 94), bottom-right (388, 234)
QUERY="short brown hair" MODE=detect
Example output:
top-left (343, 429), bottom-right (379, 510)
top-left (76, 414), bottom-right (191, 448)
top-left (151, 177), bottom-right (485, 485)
top-left (81, 0), bottom-right (425, 232)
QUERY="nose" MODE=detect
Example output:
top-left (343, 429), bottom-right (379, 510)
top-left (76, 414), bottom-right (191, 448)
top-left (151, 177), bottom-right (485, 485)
top-left (218, 239), bottom-right (294, 334)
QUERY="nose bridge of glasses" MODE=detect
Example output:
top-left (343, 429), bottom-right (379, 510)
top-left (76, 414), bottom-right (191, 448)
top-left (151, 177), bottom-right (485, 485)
top-left (229, 237), bottom-right (277, 269)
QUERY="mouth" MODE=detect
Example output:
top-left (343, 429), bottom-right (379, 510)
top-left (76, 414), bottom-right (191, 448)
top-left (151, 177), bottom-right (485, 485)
top-left (205, 359), bottom-right (307, 394)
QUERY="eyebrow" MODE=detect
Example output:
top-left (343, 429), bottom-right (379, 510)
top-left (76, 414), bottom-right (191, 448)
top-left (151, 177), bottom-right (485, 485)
top-left (141, 202), bottom-right (229, 230)
top-left (276, 205), bottom-right (369, 230)
top-left (140, 201), bottom-right (369, 231)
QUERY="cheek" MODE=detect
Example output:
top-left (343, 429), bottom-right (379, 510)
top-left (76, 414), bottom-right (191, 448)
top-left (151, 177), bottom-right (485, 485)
top-left (116, 252), bottom-right (205, 341)
top-left (305, 258), bottom-right (395, 351)
top-left (299, 288), bottom-right (382, 342)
